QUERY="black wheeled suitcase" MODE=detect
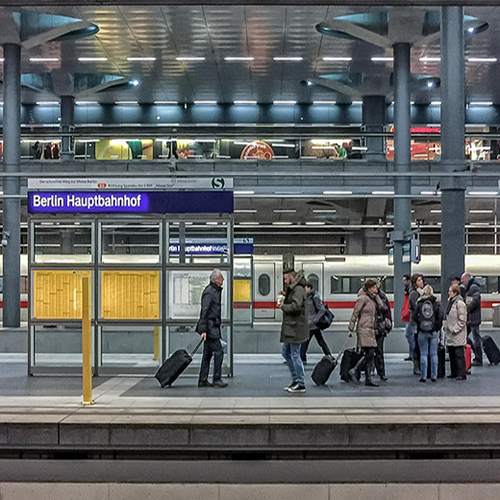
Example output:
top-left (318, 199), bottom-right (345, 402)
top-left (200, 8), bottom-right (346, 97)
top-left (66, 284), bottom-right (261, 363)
top-left (311, 355), bottom-right (338, 386)
top-left (340, 348), bottom-right (363, 382)
top-left (155, 338), bottom-right (204, 387)
top-left (482, 336), bottom-right (500, 365)
top-left (427, 345), bottom-right (446, 379)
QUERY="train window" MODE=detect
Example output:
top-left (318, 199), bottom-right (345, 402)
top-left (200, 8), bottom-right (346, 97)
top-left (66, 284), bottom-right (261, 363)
top-left (424, 277), bottom-right (441, 294)
top-left (258, 273), bottom-right (271, 296)
top-left (330, 276), bottom-right (339, 294)
top-left (381, 277), bottom-right (394, 294)
top-left (342, 277), bottom-right (350, 293)
top-left (307, 273), bottom-right (319, 291)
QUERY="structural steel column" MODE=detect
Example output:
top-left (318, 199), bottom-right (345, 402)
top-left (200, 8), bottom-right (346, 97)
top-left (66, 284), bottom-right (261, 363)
top-left (2, 44), bottom-right (21, 327)
top-left (393, 43), bottom-right (412, 327)
top-left (362, 95), bottom-right (386, 161)
top-left (440, 7), bottom-right (466, 307)
top-left (60, 95), bottom-right (75, 160)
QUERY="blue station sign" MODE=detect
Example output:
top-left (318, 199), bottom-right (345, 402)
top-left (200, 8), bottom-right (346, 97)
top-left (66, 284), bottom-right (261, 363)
top-left (27, 190), bottom-right (234, 215)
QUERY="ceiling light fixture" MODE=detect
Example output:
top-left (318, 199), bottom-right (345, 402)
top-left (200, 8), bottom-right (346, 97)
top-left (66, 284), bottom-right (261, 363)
top-left (273, 209), bottom-right (297, 213)
top-left (115, 101), bottom-right (138, 105)
top-left (372, 190), bottom-right (395, 195)
top-left (313, 209), bottom-right (336, 213)
top-left (468, 57), bottom-right (497, 63)
top-left (352, 101), bottom-right (362, 105)
top-left (323, 190), bottom-right (353, 195)
top-left (127, 57), bottom-right (156, 61)
top-left (29, 57), bottom-right (59, 62)
top-left (427, 81), bottom-right (435, 88)
top-left (234, 209), bottom-right (257, 213)
top-left (371, 57), bottom-right (394, 62)
top-left (234, 190), bottom-right (255, 195)
top-left (272, 221), bottom-right (293, 225)
top-left (131, 80), bottom-right (140, 86)
top-left (273, 57), bottom-right (303, 61)
top-left (36, 101), bottom-right (59, 105)
top-left (431, 101), bottom-right (441, 105)
top-left (469, 101), bottom-right (493, 106)
top-left (430, 209), bottom-right (442, 213)
top-left (75, 101), bottom-right (99, 105)
top-left (271, 143), bottom-right (296, 148)
top-left (313, 100), bottom-right (336, 105)
top-left (78, 57), bottom-right (108, 62)
top-left (234, 100), bottom-right (257, 105)
top-left (176, 56), bottom-right (205, 61)
top-left (194, 100), bottom-right (217, 105)
top-left (273, 100), bottom-right (297, 105)
top-left (154, 101), bottom-right (178, 105)
top-left (420, 57), bottom-right (441, 62)
top-left (468, 191), bottom-right (498, 196)
top-left (469, 209), bottom-right (493, 214)
top-left (239, 222), bottom-right (260, 225)
top-left (322, 56), bottom-right (352, 61)
top-left (421, 190), bottom-right (441, 195)
top-left (224, 57), bottom-right (254, 61)
top-left (305, 222), bottom-right (326, 225)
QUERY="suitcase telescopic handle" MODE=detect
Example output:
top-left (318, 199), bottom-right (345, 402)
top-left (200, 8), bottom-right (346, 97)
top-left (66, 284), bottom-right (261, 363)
top-left (190, 337), bottom-right (205, 357)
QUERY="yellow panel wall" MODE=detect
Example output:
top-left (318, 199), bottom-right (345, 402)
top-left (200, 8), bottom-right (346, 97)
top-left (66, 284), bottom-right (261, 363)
top-left (33, 270), bottom-right (92, 319)
top-left (233, 279), bottom-right (251, 303)
top-left (101, 271), bottom-right (160, 319)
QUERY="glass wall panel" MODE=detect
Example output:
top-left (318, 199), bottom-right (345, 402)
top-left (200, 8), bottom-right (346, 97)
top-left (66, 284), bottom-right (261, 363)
top-left (32, 324), bottom-right (85, 367)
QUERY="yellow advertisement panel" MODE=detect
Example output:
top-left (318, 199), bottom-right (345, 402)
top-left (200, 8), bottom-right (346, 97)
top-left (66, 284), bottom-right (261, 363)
top-left (33, 270), bottom-right (92, 319)
top-left (233, 279), bottom-right (251, 303)
top-left (101, 270), bottom-right (160, 319)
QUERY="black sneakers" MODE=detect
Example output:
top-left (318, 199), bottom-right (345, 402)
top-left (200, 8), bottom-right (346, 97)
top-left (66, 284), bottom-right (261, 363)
top-left (287, 384), bottom-right (306, 393)
top-left (213, 379), bottom-right (228, 388)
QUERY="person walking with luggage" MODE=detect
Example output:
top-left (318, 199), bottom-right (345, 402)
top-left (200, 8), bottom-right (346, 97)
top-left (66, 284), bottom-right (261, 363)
top-left (347, 278), bottom-right (383, 387)
top-left (197, 269), bottom-right (228, 388)
top-left (461, 273), bottom-right (483, 366)
top-left (443, 283), bottom-right (468, 380)
top-left (301, 282), bottom-right (332, 364)
top-left (409, 273), bottom-right (424, 375)
top-left (374, 285), bottom-right (392, 381)
top-left (413, 285), bottom-right (443, 383)
top-left (280, 268), bottom-right (309, 393)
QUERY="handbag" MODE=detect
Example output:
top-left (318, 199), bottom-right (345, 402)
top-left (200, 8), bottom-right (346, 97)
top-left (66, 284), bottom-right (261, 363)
top-left (401, 294), bottom-right (410, 323)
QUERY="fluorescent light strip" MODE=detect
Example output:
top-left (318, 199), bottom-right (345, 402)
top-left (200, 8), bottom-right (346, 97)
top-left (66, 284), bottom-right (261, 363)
top-left (470, 222), bottom-right (491, 226)
top-left (78, 57), bottom-right (108, 62)
top-left (234, 100), bottom-right (257, 105)
top-left (431, 101), bottom-right (441, 105)
top-left (271, 143), bottom-right (295, 148)
top-left (127, 57), bottom-right (156, 61)
top-left (372, 190), bottom-right (395, 195)
top-left (273, 57), bottom-right (303, 61)
top-left (419, 57), bottom-right (441, 62)
top-left (469, 101), bottom-right (493, 106)
top-left (176, 57), bottom-right (205, 61)
top-left (239, 222), bottom-right (259, 225)
top-left (30, 57), bottom-right (59, 62)
top-left (273, 209), bottom-right (297, 213)
top-left (312, 209), bottom-right (336, 213)
top-left (371, 57), bottom-right (394, 62)
top-left (273, 100), bottom-right (296, 105)
top-left (75, 101), bottom-right (98, 105)
top-left (468, 57), bottom-right (497, 63)
top-left (194, 100), bottom-right (217, 105)
top-left (272, 222), bottom-right (293, 225)
top-left (234, 209), bottom-right (257, 213)
top-left (313, 101), bottom-right (336, 105)
top-left (322, 57), bottom-right (352, 61)
top-left (234, 191), bottom-right (255, 195)
top-left (421, 191), bottom-right (441, 195)
top-left (430, 209), bottom-right (442, 213)
top-left (323, 190), bottom-right (353, 195)
top-left (469, 191), bottom-right (498, 196)
top-left (469, 209), bottom-right (493, 214)
top-left (115, 101), bottom-right (138, 105)
top-left (36, 101), bottom-right (59, 105)
top-left (225, 57), bottom-right (254, 61)
top-left (306, 222), bottom-right (326, 225)
top-left (154, 101), bottom-right (178, 105)
top-left (352, 101), bottom-right (362, 105)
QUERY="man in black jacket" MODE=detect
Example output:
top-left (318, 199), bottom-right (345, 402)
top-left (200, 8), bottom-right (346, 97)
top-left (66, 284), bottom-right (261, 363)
top-left (197, 269), bottom-right (228, 388)
top-left (461, 273), bottom-right (483, 366)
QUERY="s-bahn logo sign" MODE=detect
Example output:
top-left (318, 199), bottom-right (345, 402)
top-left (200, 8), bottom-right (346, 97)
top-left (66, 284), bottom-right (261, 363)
top-left (211, 177), bottom-right (225, 189)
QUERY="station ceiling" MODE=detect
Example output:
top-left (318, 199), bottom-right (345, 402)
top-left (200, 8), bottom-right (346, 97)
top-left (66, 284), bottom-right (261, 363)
top-left (1, 5), bottom-right (500, 104)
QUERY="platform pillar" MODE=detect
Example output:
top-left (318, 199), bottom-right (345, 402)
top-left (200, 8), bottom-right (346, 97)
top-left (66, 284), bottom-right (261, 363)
top-left (393, 42), bottom-right (412, 327)
top-left (60, 95), bottom-right (75, 161)
top-left (2, 43), bottom-right (21, 328)
top-left (440, 7), bottom-right (466, 309)
top-left (362, 95), bottom-right (386, 161)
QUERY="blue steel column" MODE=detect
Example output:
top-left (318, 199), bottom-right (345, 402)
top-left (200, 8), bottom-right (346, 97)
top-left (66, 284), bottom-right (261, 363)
top-left (2, 44), bottom-right (21, 327)
top-left (440, 7), bottom-right (466, 307)
top-left (393, 43), bottom-right (412, 327)
top-left (362, 95), bottom-right (386, 161)
top-left (60, 95), bottom-right (75, 160)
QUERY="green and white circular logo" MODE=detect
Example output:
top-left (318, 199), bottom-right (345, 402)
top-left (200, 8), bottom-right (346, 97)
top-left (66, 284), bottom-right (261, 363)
top-left (211, 177), bottom-right (225, 189)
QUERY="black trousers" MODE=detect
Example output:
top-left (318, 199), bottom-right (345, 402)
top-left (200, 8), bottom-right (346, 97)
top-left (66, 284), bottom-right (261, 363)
top-left (448, 345), bottom-right (467, 379)
top-left (301, 328), bottom-right (331, 361)
top-left (198, 338), bottom-right (224, 383)
top-left (374, 334), bottom-right (386, 377)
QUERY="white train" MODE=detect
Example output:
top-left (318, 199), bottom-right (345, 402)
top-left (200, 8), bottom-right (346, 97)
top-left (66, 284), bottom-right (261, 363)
top-left (252, 254), bottom-right (500, 323)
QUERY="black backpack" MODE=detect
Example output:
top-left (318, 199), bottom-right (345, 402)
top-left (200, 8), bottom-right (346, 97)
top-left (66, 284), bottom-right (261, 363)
top-left (418, 299), bottom-right (436, 333)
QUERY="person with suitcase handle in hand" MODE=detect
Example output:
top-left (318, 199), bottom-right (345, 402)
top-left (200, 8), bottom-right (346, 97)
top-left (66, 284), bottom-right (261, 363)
top-left (197, 269), bottom-right (228, 388)
top-left (461, 273), bottom-right (483, 366)
top-left (347, 278), bottom-right (383, 387)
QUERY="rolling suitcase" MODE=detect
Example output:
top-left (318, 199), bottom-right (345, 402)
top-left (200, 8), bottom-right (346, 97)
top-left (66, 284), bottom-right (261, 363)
top-left (465, 344), bottom-right (472, 373)
top-left (427, 345), bottom-right (446, 379)
top-left (340, 348), bottom-right (363, 382)
top-left (311, 355), bottom-right (337, 386)
top-left (482, 335), bottom-right (500, 365)
top-left (155, 338), bottom-right (204, 387)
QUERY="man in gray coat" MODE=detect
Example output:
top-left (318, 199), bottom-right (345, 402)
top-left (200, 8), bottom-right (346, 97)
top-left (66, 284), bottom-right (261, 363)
top-left (197, 269), bottom-right (228, 388)
top-left (280, 268), bottom-right (309, 393)
top-left (461, 273), bottom-right (482, 366)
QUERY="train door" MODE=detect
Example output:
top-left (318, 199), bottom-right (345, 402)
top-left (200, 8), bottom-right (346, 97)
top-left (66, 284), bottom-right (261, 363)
top-left (253, 257), bottom-right (282, 320)
top-left (295, 260), bottom-right (324, 298)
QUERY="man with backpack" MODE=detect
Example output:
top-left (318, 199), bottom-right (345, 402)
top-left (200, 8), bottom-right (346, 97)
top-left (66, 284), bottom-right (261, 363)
top-left (412, 285), bottom-right (443, 383)
top-left (301, 282), bottom-right (333, 364)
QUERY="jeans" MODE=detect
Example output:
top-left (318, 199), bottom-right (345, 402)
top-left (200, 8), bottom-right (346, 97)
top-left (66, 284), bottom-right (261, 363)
top-left (282, 342), bottom-right (305, 387)
top-left (468, 324), bottom-right (483, 364)
top-left (198, 338), bottom-right (224, 383)
top-left (418, 331), bottom-right (439, 381)
top-left (448, 345), bottom-right (466, 379)
top-left (300, 329), bottom-right (331, 362)
top-left (405, 323), bottom-right (416, 358)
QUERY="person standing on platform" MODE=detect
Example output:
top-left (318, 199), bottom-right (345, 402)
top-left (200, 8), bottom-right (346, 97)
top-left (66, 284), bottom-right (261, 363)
top-left (443, 284), bottom-right (468, 380)
top-left (300, 282), bottom-right (332, 364)
top-left (347, 278), bottom-right (383, 387)
top-left (461, 273), bottom-right (483, 366)
top-left (197, 269), bottom-right (228, 388)
top-left (413, 285), bottom-right (443, 383)
top-left (409, 273), bottom-right (424, 375)
top-left (280, 268), bottom-right (309, 393)
top-left (402, 274), bottom-right (413, 361)
top-left (374, 284), bottom-right (392, 382)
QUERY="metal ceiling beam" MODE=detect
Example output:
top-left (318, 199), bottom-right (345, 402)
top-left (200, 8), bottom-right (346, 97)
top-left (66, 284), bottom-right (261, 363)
top-left (1, 1), bottom-right (499, 5)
